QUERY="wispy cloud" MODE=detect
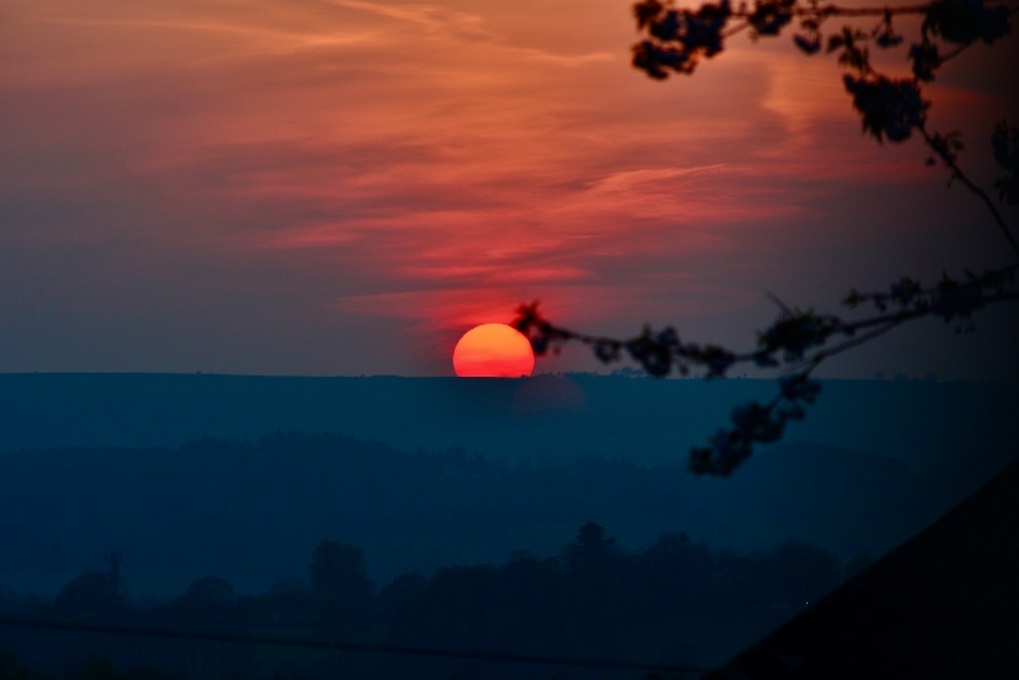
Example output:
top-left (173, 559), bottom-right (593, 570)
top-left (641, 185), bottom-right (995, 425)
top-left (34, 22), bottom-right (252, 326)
top-left (2, 0), bottom-right (1014, 375)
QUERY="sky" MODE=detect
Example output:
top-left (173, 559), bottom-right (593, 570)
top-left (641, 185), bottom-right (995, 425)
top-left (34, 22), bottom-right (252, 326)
top-left (2, 0), bottom-right (1018, 379)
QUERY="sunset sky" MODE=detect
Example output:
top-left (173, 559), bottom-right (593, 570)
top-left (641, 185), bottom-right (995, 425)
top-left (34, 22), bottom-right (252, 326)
top-left (3, 0), bottom-right (1017, 379)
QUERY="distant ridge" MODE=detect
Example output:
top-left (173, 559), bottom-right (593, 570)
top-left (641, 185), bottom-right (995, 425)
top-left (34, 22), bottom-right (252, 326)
top-left (2, 373), bottom-right (1016, 470)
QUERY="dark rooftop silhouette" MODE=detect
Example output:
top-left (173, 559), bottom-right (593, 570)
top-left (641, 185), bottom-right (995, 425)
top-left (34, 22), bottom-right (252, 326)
top-left (706, 455), bottom-right (1019, 678)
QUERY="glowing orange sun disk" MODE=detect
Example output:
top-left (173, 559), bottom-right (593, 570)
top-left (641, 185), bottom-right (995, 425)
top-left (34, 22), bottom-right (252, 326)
top-left (452, 323), bottom-right (535, 378)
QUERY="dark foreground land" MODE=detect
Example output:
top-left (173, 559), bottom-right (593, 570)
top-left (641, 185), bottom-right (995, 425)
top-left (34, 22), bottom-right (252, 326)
top-left (1, 374), bottom-right (1016, 676)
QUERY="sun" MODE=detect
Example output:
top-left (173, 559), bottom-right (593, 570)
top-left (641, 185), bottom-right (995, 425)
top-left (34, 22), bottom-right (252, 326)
top-left (452, 323), bottom-right (535, 378)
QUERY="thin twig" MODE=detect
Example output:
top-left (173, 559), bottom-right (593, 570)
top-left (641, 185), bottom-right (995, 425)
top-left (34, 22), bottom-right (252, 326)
top-left (919, 125), bottom-right (1019, 259)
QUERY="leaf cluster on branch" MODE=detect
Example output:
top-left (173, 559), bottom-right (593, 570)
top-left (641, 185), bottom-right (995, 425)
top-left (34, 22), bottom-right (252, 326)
top-left (514, 0), bottom-right (1019, 476)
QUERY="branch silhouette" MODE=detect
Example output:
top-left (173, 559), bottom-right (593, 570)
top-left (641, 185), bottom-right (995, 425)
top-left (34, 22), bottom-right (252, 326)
top-left (514, 0), bottom-right (1019, 475)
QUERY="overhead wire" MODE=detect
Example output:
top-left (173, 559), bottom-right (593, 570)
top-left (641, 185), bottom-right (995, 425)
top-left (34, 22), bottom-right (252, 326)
top-left (0, 616), bottom-right (705, 677)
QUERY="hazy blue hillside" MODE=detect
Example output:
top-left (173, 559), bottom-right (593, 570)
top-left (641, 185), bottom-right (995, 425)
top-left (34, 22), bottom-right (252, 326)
top-left (2, 374), bottom-right (1016, 600)
top-left (1, 373), bottom-right (1016, 471)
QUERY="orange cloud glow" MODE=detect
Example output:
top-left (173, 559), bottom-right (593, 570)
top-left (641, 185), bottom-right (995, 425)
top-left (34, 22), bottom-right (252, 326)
top-left (2, 0), bottom-right (1016, 377)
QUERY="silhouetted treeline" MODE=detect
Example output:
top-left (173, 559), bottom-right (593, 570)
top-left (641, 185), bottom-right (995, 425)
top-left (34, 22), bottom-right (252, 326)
top-left (2, 523), bottom-right (840, 679)
top-left (3, 428), bottom-right (1006, 677)
top-left (1, 429), bottom-right (982, 603)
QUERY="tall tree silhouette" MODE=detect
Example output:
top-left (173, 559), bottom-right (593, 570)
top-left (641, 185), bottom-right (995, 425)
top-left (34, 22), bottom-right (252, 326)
top-left (53, 570), bottom-right (129, 622)
top-left (563, 522), bottom-right (621, 572)
top-left (309, 540), bottom-right (375, 635)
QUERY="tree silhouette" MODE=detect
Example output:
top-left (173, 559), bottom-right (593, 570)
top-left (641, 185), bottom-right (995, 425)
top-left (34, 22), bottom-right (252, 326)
top-left (562, 521), bottom-right (621, 572)
top-left (53, 570), bottom-right (129, 622)
top-left (311, 541), bottom-right (373, 601)
top-left (309, 540), bottom-right (375, 634)
top-left (172, 576), bottom-right (239, 629)
top-left (514, 0), bottom-right (1019, 475)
